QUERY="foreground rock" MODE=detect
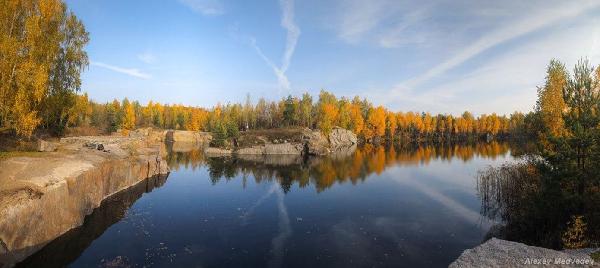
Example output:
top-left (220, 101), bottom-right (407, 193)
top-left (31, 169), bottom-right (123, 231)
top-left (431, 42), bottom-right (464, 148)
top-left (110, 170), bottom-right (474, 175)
top-left (0, 135), bottom-right (169, 267)
top-left (450, 238), bottom-right (597, 267)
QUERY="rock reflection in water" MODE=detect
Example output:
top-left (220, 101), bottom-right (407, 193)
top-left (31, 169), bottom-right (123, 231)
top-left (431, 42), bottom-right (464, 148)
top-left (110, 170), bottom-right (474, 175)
top-left (15, 140), bottom-right (525, 268)
top-left (165, 141), bottom-right (519, 193)
top-left (16, 175), bottom-right (169, 268)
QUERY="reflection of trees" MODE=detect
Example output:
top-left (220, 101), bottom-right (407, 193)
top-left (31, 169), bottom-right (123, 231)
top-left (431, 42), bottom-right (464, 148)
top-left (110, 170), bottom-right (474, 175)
top-left (166, 141), bottom-right (516, 193)
top-left (166, 147), bottom-right (205, 172)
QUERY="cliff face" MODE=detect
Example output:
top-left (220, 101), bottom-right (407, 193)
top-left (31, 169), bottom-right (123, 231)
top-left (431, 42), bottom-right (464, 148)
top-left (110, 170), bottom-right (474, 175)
top-left (0, 136), bottom-right (169, 267)
top-left (16, 174), bottom-right (169, 268)
top-left (164, 130), bottom-right (212, 144)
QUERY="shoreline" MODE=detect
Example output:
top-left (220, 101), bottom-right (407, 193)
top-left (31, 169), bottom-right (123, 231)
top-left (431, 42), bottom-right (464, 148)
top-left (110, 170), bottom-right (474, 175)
top-left (0, 134), bottom-right (170, 267)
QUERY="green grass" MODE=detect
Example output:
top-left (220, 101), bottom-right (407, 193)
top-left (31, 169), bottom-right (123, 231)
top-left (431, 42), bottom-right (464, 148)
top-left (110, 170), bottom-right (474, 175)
top-left (591, 251), bottom-right (600, 262)
top-left (0, 151), bottom-right (43, 160)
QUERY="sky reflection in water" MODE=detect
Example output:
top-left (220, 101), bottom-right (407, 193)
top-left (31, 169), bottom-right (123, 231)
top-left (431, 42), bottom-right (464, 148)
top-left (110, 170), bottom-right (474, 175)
top-left (21, 142), bottom-right (523, 268)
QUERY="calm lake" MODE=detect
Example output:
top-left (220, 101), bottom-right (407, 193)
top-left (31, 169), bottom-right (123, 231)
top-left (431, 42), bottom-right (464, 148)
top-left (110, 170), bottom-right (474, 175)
top-left (19, 142), bottom-right (525, 268)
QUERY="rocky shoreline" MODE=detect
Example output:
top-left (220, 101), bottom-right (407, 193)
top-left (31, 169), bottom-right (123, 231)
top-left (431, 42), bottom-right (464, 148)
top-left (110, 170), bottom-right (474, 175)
top-left (0, 127), bottom-right (356, 267)
top-left (450, 238), bottom-right (598, 267)
top-left (0, 134), bottom-right (169, 267)
top-left (203, 127), bottom-right (358, 157)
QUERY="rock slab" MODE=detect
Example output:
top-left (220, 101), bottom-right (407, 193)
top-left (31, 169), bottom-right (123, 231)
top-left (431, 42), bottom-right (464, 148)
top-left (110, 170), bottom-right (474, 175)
top-left (0, 136), bottom-right (169, 267)
top-left (450, 238), bottom-right (597, 268)
top-left (165, 130), bottom-right (212, 144)
top-left (329, 127), bottom-right (357, 148)
top-left (263, 143), bottom-right (304, 155)
top-left (303, 130), bottom-right (330, 155)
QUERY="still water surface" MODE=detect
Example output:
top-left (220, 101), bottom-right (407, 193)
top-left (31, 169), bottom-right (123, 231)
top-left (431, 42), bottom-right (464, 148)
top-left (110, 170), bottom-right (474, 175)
top-left (20, 142), bottom-right (523, 268)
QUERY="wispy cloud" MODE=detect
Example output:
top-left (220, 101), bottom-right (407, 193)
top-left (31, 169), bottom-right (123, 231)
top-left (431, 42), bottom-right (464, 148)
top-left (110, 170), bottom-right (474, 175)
top-left (137, 52), bottom-right (157, 64)
top-left (377, 6), bottom-right (432, 48)
top-left (91, 61), bottom-right (151, 79)
top-left (392, 175), bottom-right (494, 228)
top-left (279, 0), bottom-right (300, 73)
top-left (179, 0), bottom-right (224, 16)
top-left (335, 0), bottom-right (394, 43)
top-left (396, 1), bottom-right (600, 90)
top-left (268, 186), bottom-right (291, 268)
top-left (251, 0), bottom-right (300, 94)
top-left (372, 13), bottom-right (600, 115)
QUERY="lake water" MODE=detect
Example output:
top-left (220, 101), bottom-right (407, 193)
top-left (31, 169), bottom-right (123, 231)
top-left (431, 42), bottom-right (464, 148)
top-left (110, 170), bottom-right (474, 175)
top-left (19, 142), bottom-right (523, 268)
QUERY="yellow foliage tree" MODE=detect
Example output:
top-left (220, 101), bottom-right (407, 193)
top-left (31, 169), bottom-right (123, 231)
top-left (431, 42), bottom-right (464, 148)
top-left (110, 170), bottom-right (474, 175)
top-left (537, 59), bottom-right (568, 137)
top-left (121, 99), bottom-right (136, 130)
top-left (0, 0), bottom-right (88, 137)
top-left (367, 106), bottom-right (386, 138)
top-left (318, 103), bottom-right (339, 135)
top-left (348, 104), bottom-right (364, 136)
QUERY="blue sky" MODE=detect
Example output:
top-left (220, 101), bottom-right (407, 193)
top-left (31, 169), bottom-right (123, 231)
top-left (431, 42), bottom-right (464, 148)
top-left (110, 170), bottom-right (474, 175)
top-left (66, 0), bottom-right (600, 115)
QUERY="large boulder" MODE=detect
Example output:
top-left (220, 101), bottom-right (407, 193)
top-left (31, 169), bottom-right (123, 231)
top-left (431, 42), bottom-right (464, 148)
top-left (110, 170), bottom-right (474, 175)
top-left (450, 238), bottom-right (597, 267)
top-left (165, 130), bottom-right (212, 144)
top-left (264, 143), bottom-right (303, 155)
top-left (37, 140), bottom-right (57, 152)
top-left (329, 127), bottom-right (357, 148)
top-left (302, 130), bottom-right (330, 155)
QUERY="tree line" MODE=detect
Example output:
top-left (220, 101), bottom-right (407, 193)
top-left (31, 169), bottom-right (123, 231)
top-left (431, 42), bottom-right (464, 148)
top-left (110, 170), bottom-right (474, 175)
top-left (478, 58), bottom-right (600, 249)
top-left (66, 90), bottom-right (537, 142)
top-left (0, 0), bottom-right (539, 142)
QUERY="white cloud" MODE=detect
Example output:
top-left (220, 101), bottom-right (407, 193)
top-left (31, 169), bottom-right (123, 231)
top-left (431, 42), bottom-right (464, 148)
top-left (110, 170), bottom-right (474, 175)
top-left (137, 52), bottom-right (157, 64)
top-left (251, 0), bottom-right (300, 94)
top-left (391, 174), bottom-right (494, 228)
top-left (91, 61), bottom-right (151, 79)
top-left (397, 1), bottom-right (600, 90)
top-left (376, 14), bottom-right (600, 115)
top-left (377, 5), bottom-right (434, 48)
top-left (335, 0), bottom-right (396, 43)
top-left (251, 39), bottom-right (291, 92)
top-left (279, 0), bottom-right (300, 73)
top-left (179, 0), bottom-right (224, 16)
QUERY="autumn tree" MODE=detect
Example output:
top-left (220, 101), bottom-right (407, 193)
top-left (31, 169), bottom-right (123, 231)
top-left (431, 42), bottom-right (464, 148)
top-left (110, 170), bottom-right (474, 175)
top-left (318, 103), bottom-right (338, 135)
top-left (121, 98), bottom-right (136, 130)
top-left (348, 103), bottom-right (364, 135)
top-left (316, 90), bottom-right (338, 134)
top-left (537, 59), bottom-right (568, 137)
top-left (0, 0), bottom-right (89, 137)
top-left (366, 106), bottom-right (386, 139)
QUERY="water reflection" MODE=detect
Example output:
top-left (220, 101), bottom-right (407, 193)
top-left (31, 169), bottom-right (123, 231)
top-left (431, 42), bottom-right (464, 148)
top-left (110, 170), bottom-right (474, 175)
top-left (166, 141), bottom-right (522, 193)
top-left (17, 141), bottom-right (525, 268)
